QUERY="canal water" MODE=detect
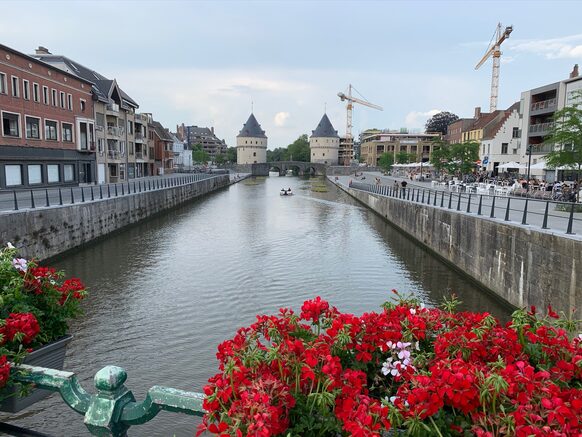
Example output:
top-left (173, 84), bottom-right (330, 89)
top-left (4, 175), bottom-right (511, 436)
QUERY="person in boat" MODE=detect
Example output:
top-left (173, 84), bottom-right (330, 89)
top-left (287, 187), bottom-right (292, 192)
top-left (281, 188), bottom-right (288, 196)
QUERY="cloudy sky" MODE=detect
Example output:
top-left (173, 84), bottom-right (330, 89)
top-left (2, 0), bottom-right (582, 147)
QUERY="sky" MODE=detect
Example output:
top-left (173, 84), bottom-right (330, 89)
top-left (2, 0), bottom-right (582, 148)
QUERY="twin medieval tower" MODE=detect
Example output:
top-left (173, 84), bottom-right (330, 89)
top-left (236, 113), bottom-right (340, 165)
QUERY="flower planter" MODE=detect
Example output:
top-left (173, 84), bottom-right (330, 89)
top-left (0, 335), bottom-right (73, 413)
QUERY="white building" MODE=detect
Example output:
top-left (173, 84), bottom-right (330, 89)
top-left (309, 114), bottom-right (340, 165)
top-left (236, 113), bottom-right (267, 164)
top-left (479, 104), bottom-right (521, 174)
top-left (170, 133), bottom-right (192, 169)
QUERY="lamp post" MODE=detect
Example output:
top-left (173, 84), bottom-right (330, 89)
top-left (526, 145), bottom-right (533, 194)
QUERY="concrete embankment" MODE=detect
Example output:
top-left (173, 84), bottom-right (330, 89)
top-left (333, 180), bottom-right (582, 319)
top-left (0, 175), bottom-right (231, 261)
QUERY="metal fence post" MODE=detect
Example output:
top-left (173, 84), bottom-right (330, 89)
top-left (133, 182), bottom-right (136, 192)
top-left (91, 186), bottom-right (95, 201)
top-left (448, 192), bottom-right (452, 209)
top-left (477, 195), bottom-right (483, 215)
top-left (440, 191), bottom-right (444, 208)
top-left (490, 196), bottom-right (496, 218)
top-left (427, 190), bottom-right (431, 205)
top-left (100, 185), bottom-right (103, 199)
top-left (466, 193), bottom-right (471, 213)
top-left (433, 190), bottom-right (437, 206)
top-left (59, 188), bottom-right (63, 205)
top-left (566, 202), bottom-right (575, 234)
top-left (45, 189), bottom-right (50, 207)
top-left (108, 185), bottom-right (111, 198)
top-left (30, 190), bottom-right (36, 209)
top-left (542, 201), bottom-right (549, 229)
top-left (115, 184), bottom-right (118, 197)
top-left (421, 190), bottom-right (425, 204)
top-left (13, 191), bottom-right (19, 211)
top-left (521, 199), bottom-right (529, 225)
top-left (456, 193), bottom-right (461, 211)
top-left (81, 187), bottom-right (85, 203)
top-left (122, 184), bottom-right (125, 195)
top-left (416, 189), bottom-right (420, 202)
top-left (504, 197), bottom-right (511, 221)
top-left (70, 187), bottom-right (75, 204)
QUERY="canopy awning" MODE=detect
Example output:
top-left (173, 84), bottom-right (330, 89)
top-left (497, 161), bottom-right (528, 170)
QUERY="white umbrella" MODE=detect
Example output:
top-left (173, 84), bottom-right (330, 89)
top-left (529, 161), bottom-right (547, 170)
top-left (497, 161), bottom-right (527, 170)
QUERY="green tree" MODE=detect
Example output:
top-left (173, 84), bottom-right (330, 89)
top-left (543, 90), bottom-right (582, 201)
top-left (192, 144), bottom-right (210, 164)
top-left (226, 147), bottom-right (237, 163)
top-left (267, 147), bottom-right (288, 162)
top-left (395, 151), bottom-right (412, 164)
top-left (429, 140), bottom-right (451, 173)
top-left (425, 111), bottom-right (459, 135)
top-left (429, 141), bottom-right (479, 175)
top-left (214, 153), bottom-right (225, 165)
top-left (287, 134), bottom-right (310, 162)
top-left (378, 152), bottom-right (394, 172)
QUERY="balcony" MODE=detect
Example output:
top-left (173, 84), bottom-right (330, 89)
top-left (135, 133), bottom-right (145, 143)
top-left (530, 98), bottom-right (557, 115)
top-left (528, 122), bottom-right (554, 136)
top-left (106, 103), bottom-right (119, 114)
top-left (108, 150), bottom-right (124, 160)
top-left (107, 126), bottom-right (125, 137)
top-left (136, 152), bottom-right (145, 160)
top-left (79, 141), bottom-right (96, 152)
top-left (528, 143), bottom-right (555, 154)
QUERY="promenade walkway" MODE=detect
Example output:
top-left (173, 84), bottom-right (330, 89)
top-left (332, 171), bottom-right (582, 238)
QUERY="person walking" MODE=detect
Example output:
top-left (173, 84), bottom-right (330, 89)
top-left (400, 180), bottom-right (408, 198)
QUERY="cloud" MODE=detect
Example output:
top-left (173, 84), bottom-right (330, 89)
top-left (508, 34), bottom-right (582, 59)
top-left (274, 112), bottom-right (290, 127)
top-left (404, 109), bottom-right (441, 129)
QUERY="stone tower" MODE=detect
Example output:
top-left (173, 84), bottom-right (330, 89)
top-left (236, 114), bottom-right (267, 164)
top-left (309, 114), bottom-right (339, 165)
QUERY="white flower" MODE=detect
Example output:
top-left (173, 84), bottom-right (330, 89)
top-left (409, 308), bottom-right (416, 315)
top-left (6, 242), bottom-right (15, 249)
top-left (12, 258), bottom-right (28, 272)
top-left (389, 396), bottom-right (398, 404)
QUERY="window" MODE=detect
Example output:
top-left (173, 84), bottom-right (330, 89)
top-left (45, 120), bottom-right (58, 140)
top-left (512, 127), bottom-right (520, 138)
top-left (80, 99), bottom-right (86, 112)
top-left (60, 91), bottom-right (65, 108)
top-left (33, 83), bottom-right (39, 102)
top-left (42, 86), bottom-right (48, 104)
top-left (501, 143), bottom-right (508, 154)
top-left (23, 80), bottom-right (30, 100)
top-left (11, 76), bottom-right (19, 97)
top-left (51, 89), bottom-right (57, 106)
top-left (96, 112), bottom-right (105, 127)
top-left (5, 165), bottom-right (22, 186)
top-left (97, 138), bottom-right (104, 153)
top-left (28, 165), bottom-right (42, 184)
top-left (64, 164), bottom-right (74, 182)
top-left (253, 152), bottom-right (256, 157)
top-left (127, 121), bottom-right (133, 134)
top-left (2, 112), bottom-right (20, 137)
top-left (0, 72), bottom-right (6, 94)
top-left (62, 123), bottom-right (73, 142)
top-left (67, 94), bottom-right (73, 110)
top-left (120, 141), bottom-right (126, 156)
top-left (129, 141), bottom-right (134, 155)
top-left (26, 116), bottom-right (41, 139)
top-left (47, 165), bottom-right (60, 183)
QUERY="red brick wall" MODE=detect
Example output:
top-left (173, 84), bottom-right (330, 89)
top-left (0, 46), bottom-right (94, 150)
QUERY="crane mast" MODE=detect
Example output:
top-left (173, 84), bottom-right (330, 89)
top-left (475, 23), bottom-right (513, 112)
top-left (337, 84), bottom-right (383, 165)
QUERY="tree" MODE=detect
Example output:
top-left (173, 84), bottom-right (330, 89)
top-left (429, 140), bottom-right (451, 173)
top-left (378, 152), bottom-right (394, 172)
top-left (543, 90), bottom-right (582, 201)
top-left (226, 147), bottom-right (237, 163)
top-left (192, 144), bottom-right (210, 164)
top-left (395, 151), bottom-right (412, 164)
top-left (425, 111), bottom-right (459, 135)
top-left (267, 147), bottom-right (288, 162)
top-left (286, 134), bottom-right (310, 162)
top-left (214, 153), bottom-right (225, 165)
top-left (429, 141), bottom-right (479, 175)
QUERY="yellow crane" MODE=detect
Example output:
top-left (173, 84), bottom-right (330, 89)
top-left (338, 84), bottom-right (383, 164)
top-left (475, 23), bottom-right (513, 112)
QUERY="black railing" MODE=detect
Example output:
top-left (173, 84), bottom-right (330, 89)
top-left (350, 181), bottom-right (581, 235)
top-left (0, 174), bottom-right (219, 212)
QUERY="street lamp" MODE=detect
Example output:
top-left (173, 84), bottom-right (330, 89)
top-left (526, 145), bottom-right (533, 193)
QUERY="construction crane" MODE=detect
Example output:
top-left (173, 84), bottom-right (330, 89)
top-left (337, 84), bottom-right (383, 164)
top-left (475, 23), bottom-right (513, 112)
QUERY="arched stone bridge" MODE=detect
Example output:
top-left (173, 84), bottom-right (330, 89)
top-left (239, 162), bottom-right (327, 176)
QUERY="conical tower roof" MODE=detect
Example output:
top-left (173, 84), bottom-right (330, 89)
top-left (311, 114), bottom-right (339, 138)
top-left (237, 113), bottom-right (267, 138)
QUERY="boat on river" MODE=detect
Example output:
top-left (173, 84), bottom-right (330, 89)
top-left (280, 189), bottom-right (293, 196)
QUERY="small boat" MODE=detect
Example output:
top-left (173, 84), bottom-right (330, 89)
top-left (280, 189), bottom-right (294, 196)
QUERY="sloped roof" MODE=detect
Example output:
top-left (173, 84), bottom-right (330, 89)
top-left (237, 113), bottom-right (266, 138)
top-left (311, 114), bottom-right (339, 138)
top-left (151, 121), bottom-right (174, 141)
top-left (31, 53), bottom-right (138, 107)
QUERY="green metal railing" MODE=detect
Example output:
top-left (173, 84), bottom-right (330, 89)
top-left (11, 364), bottom-right (205, 437)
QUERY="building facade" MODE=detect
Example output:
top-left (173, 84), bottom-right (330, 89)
top-left (236, 114), bottom-right (267, 164)
top-left (176, 124), bottom-right (227, 161)
top-left (360, 130), bottom-right (440, 166)
top-left (151, 121), bottom-right (174, 174)
top-left (0, 44), bottom-right (96, 189)
top-left (479, 105), bottom-right (521, 174)
top-left (309, 114), bottom-right (339, 165)
top-left (33, 47), bottom-right (140, 184)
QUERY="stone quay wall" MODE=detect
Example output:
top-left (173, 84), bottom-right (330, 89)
top-left (340, 184), bottom-right (582, 319)
top-left (0, 175), bottom-right (230, 261)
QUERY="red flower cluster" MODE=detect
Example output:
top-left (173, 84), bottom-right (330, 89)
top-left (57, 278), bottom-right (86, 304)
top-left (0, 313), bottom-right (40, 345)
top-left (200, 296), bottom-right (582, 436)
top-left (0, 356), bottom-right (10, 389)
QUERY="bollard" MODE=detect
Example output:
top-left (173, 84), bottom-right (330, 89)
top-left (81, 187), bottom-right (85, 203)
top-left (504, 197), bottom-right (511, 221)
top-left (427, 190), bottom-right (431, 205)
top-left (59, 188), bottom-right (63, 205)
top-left (448, 192), bottom-right (452, 209)
top-left (421, 190), bottom-right (425, 204)
top-left (13, 191), bottom-right (19, 211)
top-left (477, 195), bottom-right (483, 215)
top-left (440, 191), bottom-right (444, 208)
top-left (115, 184), bottom-right (118, 197)
top-left (139, 181), bottom-right (142, 193)
top-left (521, 199), bottom-right (529, 225)
top-left (91, 186), bottom-right (94, 201)
top-left (542, 201), bottom-right (549, 229)
top-left (433, 190), bottom-right (437, 206)
top-left (71, 187), bottom-right (75, 204)
top-left (456, 193), bottom-right (461, 211)
top-left (30, 190), bottom-right (36, 209)
top-left (100, 185), bottom-right (103, 199)
top-left (108, 185), bottom-right (111, 198)
top-left (566, 202), bottom-right (575, 234)
top-left (128, 182), bottom-right (131, 194)
top-left (122, 184), bottom-right (125, 195)
top-left (45, 189), bottom-right (50, 207)
top-left (466, 193), bottom-right (472, 213)
top-left (416, 189), bottom-right (420, 202)
top-left (148, 180), bottom-right (151, 191)
top-left (133, 182), bottom-right (136, 192)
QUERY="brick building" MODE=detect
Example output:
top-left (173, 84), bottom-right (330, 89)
top-left (0, 44), bottom-right (95, 189)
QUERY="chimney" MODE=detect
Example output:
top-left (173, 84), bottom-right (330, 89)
top-left (35, 46), bottom-right (51, 55)
top-left (474, 107), bottom-right (481, 119)
top-left (570, 64), bottom-right (579, 79)
top-left (211, 127), bottom-right (214, 135)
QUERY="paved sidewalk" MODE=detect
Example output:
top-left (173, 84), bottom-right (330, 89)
top-left (330, 171), bottom-right (582, 239)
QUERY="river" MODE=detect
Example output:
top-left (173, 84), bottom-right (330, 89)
top-left (3, 174), bottom-right (512, 436)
